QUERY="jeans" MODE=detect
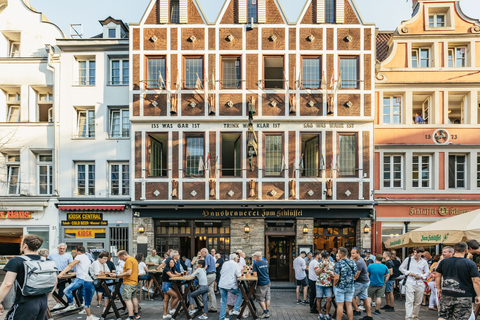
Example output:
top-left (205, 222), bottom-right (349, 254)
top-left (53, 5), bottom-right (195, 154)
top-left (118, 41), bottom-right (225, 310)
top-left (309, 279), bottom-right (317, 310)
top-left (57, 280), bottom-right (66, 298)
top-left (189, 285), bottom-right (209, 314)
top-left (65, 279), bottom-right (94, 308)
top-left (219, 287), bottom-right (242, 320)
top-left (405, 282), bottom-right (425, 320)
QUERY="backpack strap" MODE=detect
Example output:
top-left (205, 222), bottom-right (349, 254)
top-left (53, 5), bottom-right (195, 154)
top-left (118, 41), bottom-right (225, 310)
top-left (18, 255), bottom-right (32, 262)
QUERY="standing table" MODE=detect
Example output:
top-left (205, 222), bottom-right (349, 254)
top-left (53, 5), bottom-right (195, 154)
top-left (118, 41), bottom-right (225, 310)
top-left (170, 276), bottom-right (200, 319)
top-left (49, 273), bottom-right (82, 317)
top-left (237, 276), bottom-right (258, 320)
top-left (147, 269), bottom-right (163, 299)
top-left (98, 275), bottom-right (127, 320)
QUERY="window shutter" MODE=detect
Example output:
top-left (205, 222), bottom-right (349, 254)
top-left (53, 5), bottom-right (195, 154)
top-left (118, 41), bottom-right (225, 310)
top-left (257, 0), bottom-right (266, 24)
top-left (159, 0), bottom-right (168, 23)
top-left (238, 0), bottom-right (247, 24)
top-left (336, 0), bottom-right (344, 24)
top-left (179, 0), bottom-right (188, 23)
top-left (317, 0), bottom-right (325, 23)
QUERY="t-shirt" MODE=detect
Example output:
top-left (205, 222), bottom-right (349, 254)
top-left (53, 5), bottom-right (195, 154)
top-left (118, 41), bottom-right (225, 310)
top-left (106, 260), bottom-right (116, 272)
top-left (216, 257), bottom-right (224, 275)
top-left (392, 259), bottom-right (401, 278)
top-left (334, 259), bottom-right (357, 290)
top-left (293, 256), bottom-right (306, 280)
top-left (192, 266), bottom-right (208, 286)
top-left (253, 259), bottom-right (270, 286)
top-left (205, 254), bottom-right (216, 273)
top-left (162, 261), bottom-right (174, 282)
top-left (75, 254), bottom-right (93, 282)
top-left (48, 252), bottom-right (73, 271)
top-left (385, 260), bottom-right (395, 279)
top-left (367, 263), bottom-right (390, 287)
top-left (123, 256), bottom-right (139, 285)
top-left (354, 258), bottom-right (369, 284)
top-left (145, 255), bottom-right (162, 270)
top-left (309, 259), bottom-right (319, 281)
top-left (436, 257), bottom-right (480, 298)
top-left (316, 260), bottom-right (335, 287)
top-left (3, 255), bottom-right (46, 304)
top-left (89, 260), bottom-right (110, 279)
top-left (138, 261), bottom-right (147, 275)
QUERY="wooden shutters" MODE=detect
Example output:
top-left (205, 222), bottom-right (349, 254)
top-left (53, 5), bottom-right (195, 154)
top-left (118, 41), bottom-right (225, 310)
top-left (159, 0), bottom-right (168, 23)
top-left (179, 0), bottom-right (188, 23)
top-left (336, 0), bottom-right (344, 24)
top-left (257, 0), bottom-right (266, 23)
top-left (238, 0), bottom-right (247, 23)
top-left (317, 0), bottom-right (325, 23)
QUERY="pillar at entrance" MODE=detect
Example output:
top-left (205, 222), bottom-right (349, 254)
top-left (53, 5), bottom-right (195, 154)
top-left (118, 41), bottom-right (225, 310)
top-left (133, 217), bottom-right (154, 256)
top-left (356, 218), bottom-right (372, 254)
top-left (230, 218), bottom-right (265, 257)
top-left (296, 218), bottom-right (314, 251)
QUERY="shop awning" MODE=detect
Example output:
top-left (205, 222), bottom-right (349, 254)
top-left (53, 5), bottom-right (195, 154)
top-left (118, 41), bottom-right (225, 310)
top-left (58, 205), bottom-right (125, 211)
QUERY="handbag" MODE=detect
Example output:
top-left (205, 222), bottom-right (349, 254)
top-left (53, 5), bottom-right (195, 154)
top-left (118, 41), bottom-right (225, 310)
top-left (88, 268), bottom-right (103, 290)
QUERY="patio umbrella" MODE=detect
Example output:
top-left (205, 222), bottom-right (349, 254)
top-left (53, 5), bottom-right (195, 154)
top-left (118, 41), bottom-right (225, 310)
top-left (384, 209), bottom-right (480, 249)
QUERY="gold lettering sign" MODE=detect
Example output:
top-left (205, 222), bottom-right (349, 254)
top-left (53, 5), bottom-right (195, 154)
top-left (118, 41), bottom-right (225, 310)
top-left (202, 209), bottom-right (303, 218)
top-left (0, 211), bottom-right (32, 219)
top-left (67, 213), bottom-right (103, 221)
top-left (409, 206), bottom-right (470, 216)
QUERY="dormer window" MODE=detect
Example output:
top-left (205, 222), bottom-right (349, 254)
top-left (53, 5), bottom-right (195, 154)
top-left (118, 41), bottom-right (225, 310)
top-left (429, 14), bottom-right (445, 28)
top-left (170, 0), bottom-right (180, 23)
top-left (108, 28), bottom-right (116, 38)
top-left (2, 32), bottom-right (21, 57)
top-left (325, 0), bottom-right (336, 24)
top-left (425, 4), bottom-right (454, 30)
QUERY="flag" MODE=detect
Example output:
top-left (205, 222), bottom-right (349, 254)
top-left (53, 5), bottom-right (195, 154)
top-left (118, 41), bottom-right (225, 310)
top-left (320, 71), bottom-right (327, 90)
top-left (320, 153), bottom-right (325, 170)
top-left (299, 153), bottom-right (304, 171)
top-left (158, 70), bottom-right (165, 89)
top-left (210, 71), bottom-right (215, 89)
top-left (206, 153), bottom-right (210, 170)
top-left (166, 65), bottom-right (170, 89)
top-left (215, 156), bottom-right (219, 176)
top-left (297, 68), bottom-right (302, 89)
top-left (176, 69), bottom-right (181, 90)
top-left (335, 72), bottom-right (342, 93)
top-left (195, 73), bottom-right (203, 90)
top-left (329, 70), bottom-right (335, 89)
top-left (281, 154), bottom-right (285, 172)
top-left (198, 156), bottom-right (204, 172)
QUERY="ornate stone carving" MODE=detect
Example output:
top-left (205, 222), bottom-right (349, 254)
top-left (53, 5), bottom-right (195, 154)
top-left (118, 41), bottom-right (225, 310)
top-left (188, 35), bottom-right (196, 42)
top-left (269, 35), bottom-right (277, 42)
top-left (226, 101), bottom-right (234, 108)
top-left (307, 100), bottom-right (315, 108)
top-left (307, 35), bottom-right (315, 42)
top-left (150, 36), bottom-right (158, 42)
top-left (345, 101), bottom-right (353, 108)
top-left (190, 101), bottom-right (197, 108)
top-left (226, 34), bottom-right (234, 42)
top-left (344, 35), bottom-right (353, 42)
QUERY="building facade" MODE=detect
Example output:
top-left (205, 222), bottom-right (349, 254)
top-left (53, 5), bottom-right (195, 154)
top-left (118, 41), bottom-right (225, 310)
top-left (0, 0), bottom-right (63, 261)
top-left (56, 18), bottom-right (132, 259)
top-left (130, 0), bottom-right (375, 281)
top-left (374, 0), bottom-right (480, 255)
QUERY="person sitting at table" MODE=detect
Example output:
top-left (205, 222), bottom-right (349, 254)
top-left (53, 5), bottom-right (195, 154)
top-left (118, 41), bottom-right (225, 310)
top-left (188, 260), bottom-right (209, 319)
top-left (219, 253), bottom-right (243, 320)
top-left (90, 251), bottom-right (112, 309)
top-left (253, 252), bottom-right (271, 318)
top-left (146, 249), bottom-right (162, 294)
top-left (162, 257), bottom-right (182, 318)
top-left (136, 253), bottom-right (152, 293)
top-left (58, 246), bottom-right (98, 320)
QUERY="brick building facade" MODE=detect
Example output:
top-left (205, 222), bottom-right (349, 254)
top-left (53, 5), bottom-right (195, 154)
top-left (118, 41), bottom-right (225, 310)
top-left (130, 0), bottom-right (375, 281)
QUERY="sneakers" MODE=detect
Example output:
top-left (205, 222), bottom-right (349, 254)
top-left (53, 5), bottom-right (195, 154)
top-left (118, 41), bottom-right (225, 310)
top-left (229, 310), bottom-right (240, 316)
top-left (258, 313), bottom-right (267, 319)
top-left (380, 305), bottom-right (390, 310)
top-left (371, 302), bottom-right (376, 307)
top-left (53, 303), bottom-right (64, 310)
top-left (358, 305), bottom-right (365, 311)
top-left (149, 288), bottom-right (154, 294)
top-left (142, 286), bottom-right (148, 292)
top-left (353, 311), bottom-right (362, 316)
top-left (296, 300), bottom-right (302, 304)
top-left (189, 309), bottom-right (198, 316)
top-left (318, 314), bottom-right (325, 320)
top-left (134, 314), bottom-right (141, 319)
top-left (385, 307), bottom-right (395, 312)
top-left (163, 315), bottom-right (172, 319)
top-left (198, 315), bottom-right (208, 320)
top-left (325, 315), bottom-right (332, 320)
top-left (302, 300), bottom-right (309, 305)
top-left (63, 305), bottom-right (77, 312)
top-left (265, 312), bottom-right (270, 318)
top-left (78, 309), bottom-right (86, 314)
top-left (374, 310), bottom-right (381, 315)
top-left (169, 308), bottom-right (176, 315)
top-left (86, 316), bottom-right (99, 320)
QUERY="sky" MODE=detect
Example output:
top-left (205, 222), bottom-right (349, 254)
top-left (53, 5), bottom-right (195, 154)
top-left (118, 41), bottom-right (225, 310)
top-left (30, 0), bottom-right (480, 38)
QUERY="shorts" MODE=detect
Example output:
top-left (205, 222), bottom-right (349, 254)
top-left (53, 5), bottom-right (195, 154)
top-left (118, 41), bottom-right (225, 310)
top-left (333, 286), bottom-right (354, 303)
top-left (6, 295), bottom-right (48, 320)
top-left (385, 280), bottom-right (394, 293)
top-left (139, 274), bottom-right (151, 280)
top-left (122, 284), bottom-right (138, 301)
top-left (438, 296), bottom-right (473, 320)
top-left (368, 285), bottom-right (386, 299)
top-left (354, 282), bottom-right (369, 300)
top-left (316, 286), bottom-right (333, 298)
top-left (255, 284), bottom-right (271, 302)
top-left (296, 277), bottom-right (308, 287)
top-left (162, 281), bottom-right (173, 293)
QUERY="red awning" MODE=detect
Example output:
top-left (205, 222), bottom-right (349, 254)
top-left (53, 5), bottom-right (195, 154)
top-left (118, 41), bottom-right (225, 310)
top-left (58, 205), bottom-right (125, 211)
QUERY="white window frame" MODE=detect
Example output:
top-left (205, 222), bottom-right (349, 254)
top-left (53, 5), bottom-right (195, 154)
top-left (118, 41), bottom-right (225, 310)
top-left (477, 154), bottom-right (480, 189)
top-left (428, 13), bottom-right (445, 28)
top-left (9, 41), bottom-right (20, 57)
top-left (448, 47), bottom-right (467, 68)
top-left (448, 154), bottom-right (466, 189)
top-left (76, 109), bottom-right (95, 138)
top-left (109, 108), bottom-right (129, 138)
top-left (412, 154), bottom-right (431, 189)
top-left (383, 154), bottom-right (403, 189)
top-left (109, 162), bottom-right (129, 196)
top-left (382, 96), bottom-right (402, 124)
top-left (7, 105), bottom-right (20, 122)
top-left (110, 58), bottom-right (129, 85)
top-left (77, 59), bottom-right (96, 86)
top-left (6, 155), bottom-right (20, 195)
top-left (37, 92), bottom-right (53, 122)
top-left (75, 162), bottom-right (95, 196)
top-left (37, 155), bottom-right (53, 195)
top-left (108, 28), bottom-right (116, 38)
top-left (412, 48), bottom-right (430, 68)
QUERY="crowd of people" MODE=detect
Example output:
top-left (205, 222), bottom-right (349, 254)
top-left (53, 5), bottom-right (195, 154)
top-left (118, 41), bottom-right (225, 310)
top-left (0, 235), bottom-right (479, 320)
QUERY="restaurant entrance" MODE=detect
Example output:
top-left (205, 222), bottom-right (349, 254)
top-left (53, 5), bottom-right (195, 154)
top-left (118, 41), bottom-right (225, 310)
top-left (267, 237), bottom-right (294, 281)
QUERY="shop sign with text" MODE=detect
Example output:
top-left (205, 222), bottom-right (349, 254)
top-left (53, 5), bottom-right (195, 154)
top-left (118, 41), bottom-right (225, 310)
top-left (0, 211), bottom-right (32, 219)
top-left (409, 206), bottom-right (471, 216)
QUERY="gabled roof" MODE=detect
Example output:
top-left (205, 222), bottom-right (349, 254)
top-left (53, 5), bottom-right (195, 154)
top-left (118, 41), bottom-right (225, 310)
top-left (376, 31), bottom-right (393, 62)
top-left (99, 16), bottom-right (129, 32)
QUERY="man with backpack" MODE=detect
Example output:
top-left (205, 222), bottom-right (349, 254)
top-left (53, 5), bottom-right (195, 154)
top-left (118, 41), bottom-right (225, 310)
top-left (0, 235), bottom-right (57, 320)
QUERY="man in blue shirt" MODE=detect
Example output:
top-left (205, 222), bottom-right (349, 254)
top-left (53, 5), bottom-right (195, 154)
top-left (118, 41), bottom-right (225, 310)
top-left (48, 243), bottom-right (73, 310)
top-left (366, 255), bottom-right (390, 316)
top-left (201, 248), bottom-right (217, 312)
top-left (253, 252), bottom-right (271, 318)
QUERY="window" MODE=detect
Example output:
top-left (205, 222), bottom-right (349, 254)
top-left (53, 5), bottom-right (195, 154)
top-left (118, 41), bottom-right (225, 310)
top-left (221, 56), bottom-right (241, 89)
top-left (383, 155), bottom-right (403, 188)
top-left (108, 28), bottom-right (116, 38)
top-left (301, 134), bottom-right (321, 177)
top-left (338, 134), bottom-right (356, 176)
top-left (302, 56), bottom-right (321, 89)
top-left (185, 134), bottom-right (205, 176)
top-left (110, 163), bottom-right (129, 196)
top-left (7, 155), bottom-right (20, 194)
top-left (429, 14), bottom-right (445, 27)
top-left (247, 0), bottom-right (258, 23)
top-left (221, 133), bottom-right (241, 177)
top-left (147, 57), bottom-right (165, 88)
top-left (449, 155), bottom-right (466, 189)
top-left (170, 0), bottom-right (180, 23)
top-left (111, 59), bottom-right (129, 85)
top-left (76, 163), bottom-right (95, 196)
top-left (264, 134), bottom-right (282, 176)
top-left (149, 133), bottom-right (168, 177)
top-left (448, 47), bottom-right (466, 68)
top-left (184, 57), bottom-right (203, 89)
top-left (9, 41), bottom-right (20, 58)
top-left (78, 60), bottom-right (96, 85)
top-left (325, 0), bottom-right (336, 23)
top-left (412, 48), bottom-right (430, 68)
top-left (110, 109), bottom-right (129, 138)
top-left (7, 105), bottom-right (20, 122)
top-left (412, 93), bottom-right (431, 124)
top-left (412, 155), bottom-right (430, 188)
top-left (77, 109), bottom-right (95, 138)
top-left (447, 93), bottom-right (466, 125)
top-left (38, 155), bottom-right (53, 195)
top-left (339, 57), bottom-right (358, 89)
top-left (383, 96), bottom-right (402, 124)
top-left (37, 92), bottom-right (53, 122)
top-left (264, 56), bottom-right (284, 89)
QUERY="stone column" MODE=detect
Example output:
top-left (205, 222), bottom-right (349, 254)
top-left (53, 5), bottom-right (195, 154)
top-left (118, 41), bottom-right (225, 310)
top-left (356, 218), bottom-right (372, 253)
top-left (230, 218), bottom-right (265, 259)
top-left (296, 218), bottom-right (314, 252)
top-left (132, 217), bottom-right (154, 256)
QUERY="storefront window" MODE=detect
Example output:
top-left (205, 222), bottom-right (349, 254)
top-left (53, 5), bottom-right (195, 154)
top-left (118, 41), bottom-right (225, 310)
top-left (27, 227), bottom-right (49, 250)
top-left (314, 222), bottom-right (356, 252)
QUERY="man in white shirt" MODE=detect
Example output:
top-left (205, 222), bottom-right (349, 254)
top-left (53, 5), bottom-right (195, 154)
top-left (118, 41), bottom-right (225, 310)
top-left (236, 250), bottom-right (246, 269)
top-left (293, 251), bottom-right (308, 304)
top-left (308, 251), bottom-right (321, 313)
top-left (399, 246), bottom-right (430, 320)
top-left (219, 254), bottom-right (242, 320)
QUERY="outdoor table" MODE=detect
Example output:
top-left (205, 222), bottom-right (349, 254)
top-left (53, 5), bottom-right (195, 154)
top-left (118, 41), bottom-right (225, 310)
top-left (98, 275), bottom-right (127, 320)
top-left (475, 304), bottom-right (479, 318)
top-left (147, 268), bottom-right (164, 299)
top-left (170, 275), bottom-right (199, 319)
top-left (50, 273), bottom-right (82, 317)
top-left (237, 276), bottom-right (258, 320)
